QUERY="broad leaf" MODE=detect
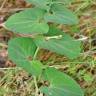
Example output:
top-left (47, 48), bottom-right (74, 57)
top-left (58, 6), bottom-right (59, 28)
top-left (25, 0), bottom-right (73, 9)
top-left (8, 37), bottom-right (42, 76)
top-left (44, 4), bottom-right (78, 25)
top-left (25, 0), bottom-right (50, 10)
top-left (5, 8), bottom-right (49, 34)
top-left (34, 27), bottom-right (81, 59)
top-left (40, 67), bottom-right (84, 96)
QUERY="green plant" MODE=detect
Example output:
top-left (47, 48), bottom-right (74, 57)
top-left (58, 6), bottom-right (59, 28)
top-left (3, 0), bottom-right (84, 96)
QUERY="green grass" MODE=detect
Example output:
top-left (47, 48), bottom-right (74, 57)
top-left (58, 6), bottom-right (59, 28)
top-left (0, 53), bottom-right (96, 96)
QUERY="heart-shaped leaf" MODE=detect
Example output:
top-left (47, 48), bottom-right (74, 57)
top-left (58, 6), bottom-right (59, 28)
top-left (34, 27), bottom-right (81, 59)
top-left (5, 8), bottom-right (49, 34)
top-left (8, 37), bottom-right (42, 76)
top-left (40, 67), bottom-right (84, 96)
top-left (44, 4), bottom-right (79, 25)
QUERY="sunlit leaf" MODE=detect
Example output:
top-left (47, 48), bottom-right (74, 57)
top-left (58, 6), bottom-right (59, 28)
top-left (44, 4), bottom-right (79, 25)
top-left (40, 67), bottom-right (84, 96)
top-left (5, 8), bottom-right (49, 34)
top-left (25, 0), bottom-right (50, 10)
top-left (8, 37), bottom-right (43, 76)
top-left (34, 27), bottom-right (81, 59)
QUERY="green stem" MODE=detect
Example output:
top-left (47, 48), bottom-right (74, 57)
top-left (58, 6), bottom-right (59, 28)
top-left (33, 47), bottom-right (40, 96)
top-left (34, 76), bottom-right (39, 96)
top-left (33, 47), bottom-right (39, 60)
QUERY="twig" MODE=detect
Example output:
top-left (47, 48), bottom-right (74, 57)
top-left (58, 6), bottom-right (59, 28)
top-left (0, 67), bottom-right (23, 70)
top-left (0, 0), bottom-right (7, 10)
top-left (0, 8), bottom-right (28, 12)
top-left (0, 67), bottom-right (15, 70)
top-left (0, 43), bottom-right (7, 48)
top-left (50, 65), bottom-right (69, 69)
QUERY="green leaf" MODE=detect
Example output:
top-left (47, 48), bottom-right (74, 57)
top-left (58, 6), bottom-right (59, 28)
top-left (34, 27), bottom-right (81, 59)
top-left (25, 0), bottom-right (74, 11)
top-left (70, 25), bottom-right (80, 33)
top-left (8, 37), bottom-right (42, 76)
top-left (44, 25), bottom-right (65, 36)
top-left (30, 60), bottom-right (43, 76)
top-left (53, 0), bottom-right (74, 5)
top-left (25, 0), bottom-right (50, 10)
top-left (44, 4), bottom-right (79, 25)
top-left (40, 67), bottom-right (84, 96)
top-left (5, 8), bottom-right (49, 34)
top-left (25, 0), bottom-right (73, 9)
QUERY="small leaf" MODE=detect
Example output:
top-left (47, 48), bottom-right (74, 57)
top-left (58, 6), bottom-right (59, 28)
top-left (44, 4), bottom-right (79, 25)
top-left (44, 25), bottom-right (64, 36)
top-left (5, 8), bottom-right (49, 34)
top-left (8, 37), bottom-right (42, 76)
top-left (30, 60), bottom-right (43, 76)
top-left (40, 67), bottom-right (84, 96)
top-left (34, 27), bottom-right (81, 59)
top-left (83, 74), bottom-right (93, 83)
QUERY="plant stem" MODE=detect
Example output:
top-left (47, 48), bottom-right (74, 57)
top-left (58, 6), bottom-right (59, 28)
top-left (34, 76), bottom-right (39, 96)
top-left (33, 47), bottom-right (40, 96)
top-left (33, 47), bottom-right (39, 60)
